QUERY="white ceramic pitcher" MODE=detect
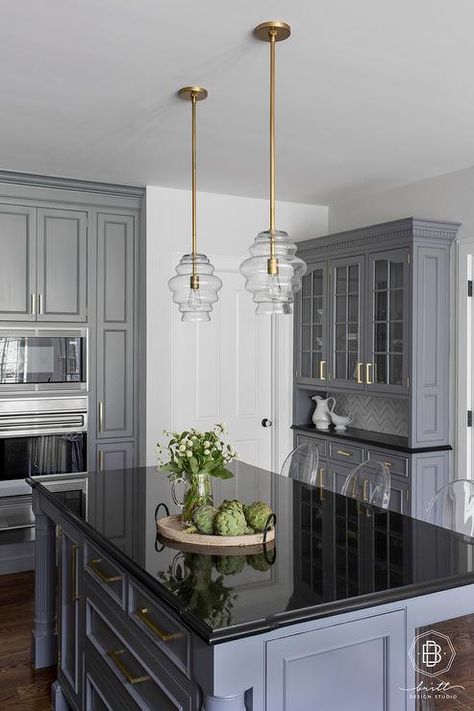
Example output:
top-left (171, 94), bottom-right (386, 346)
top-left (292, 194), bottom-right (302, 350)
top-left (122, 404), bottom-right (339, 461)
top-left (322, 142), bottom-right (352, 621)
top-left (312, 395), bottom-right (336, 430)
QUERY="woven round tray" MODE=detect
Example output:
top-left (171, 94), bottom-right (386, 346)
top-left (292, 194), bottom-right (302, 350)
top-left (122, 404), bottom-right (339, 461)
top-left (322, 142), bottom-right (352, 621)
top-left (156, 514), bottom-right (275, 549)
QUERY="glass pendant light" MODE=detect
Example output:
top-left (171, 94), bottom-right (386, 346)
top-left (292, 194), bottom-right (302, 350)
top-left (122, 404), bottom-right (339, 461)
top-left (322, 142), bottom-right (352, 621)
top-left (169, 86), bottom-right (222, 322)
top-left (240, 22), bottom-right (307, 315)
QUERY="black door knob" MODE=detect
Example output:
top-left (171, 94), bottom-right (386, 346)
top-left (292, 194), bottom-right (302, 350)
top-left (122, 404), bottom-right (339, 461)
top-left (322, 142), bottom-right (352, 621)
top-left (261, 418), bottom-right (272, 428)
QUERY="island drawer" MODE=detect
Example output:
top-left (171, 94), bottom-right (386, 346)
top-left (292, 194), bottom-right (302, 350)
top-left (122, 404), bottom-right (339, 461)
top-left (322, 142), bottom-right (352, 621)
top-left (329, 441), bottom-right (364, 465)
top-left (84, 543), bottom-right (126, 608)
top-left (128, 582), bottom-right (189, 674)
top-left (86, 600), bottom-right (193, 711)
top-left (295, 433), bottom-right (328, 458)
top-left (85, 644), bottom-right (136, 711)
top-left (367, 450), bottom-right (408, 477)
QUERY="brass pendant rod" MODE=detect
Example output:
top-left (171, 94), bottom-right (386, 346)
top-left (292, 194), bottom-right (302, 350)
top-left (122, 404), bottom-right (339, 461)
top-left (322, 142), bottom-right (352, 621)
top-left (267, 30), bottom-right (278, 277)
top-left (191, 92), bottom-right (199, 290)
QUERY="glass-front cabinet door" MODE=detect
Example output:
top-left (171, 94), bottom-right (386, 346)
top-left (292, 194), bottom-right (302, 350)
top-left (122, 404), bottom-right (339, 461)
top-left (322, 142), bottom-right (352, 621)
top-left (295, 262), bottom-right (328, 385)
top-left (366, 250), bottom-right (409, 394)
top-left (329, 256), bottom-right (365, 389)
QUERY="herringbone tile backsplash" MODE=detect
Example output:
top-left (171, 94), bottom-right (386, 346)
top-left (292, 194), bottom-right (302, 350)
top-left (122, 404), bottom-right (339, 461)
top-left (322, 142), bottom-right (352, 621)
top-left (328, 392), bottom-right (409, 437)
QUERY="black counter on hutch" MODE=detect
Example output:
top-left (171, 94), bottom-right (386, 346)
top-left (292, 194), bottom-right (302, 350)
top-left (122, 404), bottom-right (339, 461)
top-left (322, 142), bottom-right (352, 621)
top-left (29, 461), bottom-right (474, 710)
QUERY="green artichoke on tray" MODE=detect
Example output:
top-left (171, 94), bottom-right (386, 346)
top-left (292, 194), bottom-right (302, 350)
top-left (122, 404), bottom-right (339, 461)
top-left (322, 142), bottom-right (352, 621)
top-left (219, 499), bottom-right (245, 515)
top-left (215, 555), bottom-right (246, 576)
top-left (214, 507), bottom-right (247, 536)
top-left (244, 501), bottom-right (273, 532)
top-left (192, 505), bottom-right (218, 535)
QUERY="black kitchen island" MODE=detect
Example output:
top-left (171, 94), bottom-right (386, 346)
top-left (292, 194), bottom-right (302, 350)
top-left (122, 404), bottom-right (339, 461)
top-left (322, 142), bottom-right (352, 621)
top-left (29, 462), bottom-right (474, 710)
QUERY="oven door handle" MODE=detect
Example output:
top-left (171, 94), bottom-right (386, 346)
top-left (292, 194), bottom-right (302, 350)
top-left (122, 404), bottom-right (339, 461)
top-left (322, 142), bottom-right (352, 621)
top-left (0, 414), bottom-right (87, 435)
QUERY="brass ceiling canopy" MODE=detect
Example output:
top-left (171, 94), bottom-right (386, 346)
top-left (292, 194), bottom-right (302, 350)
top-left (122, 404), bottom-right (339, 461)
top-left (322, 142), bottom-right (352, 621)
top-left (254, 21), bottom-right (291, 42)
top-left (178, 86), bottom-right (208, 102)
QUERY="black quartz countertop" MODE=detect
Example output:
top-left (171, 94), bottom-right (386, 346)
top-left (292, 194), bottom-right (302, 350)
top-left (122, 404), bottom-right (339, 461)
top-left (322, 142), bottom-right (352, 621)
top-left (28, 461), bottom-right (472, 645)
top-left (292, 423), bottom-right (452, 454)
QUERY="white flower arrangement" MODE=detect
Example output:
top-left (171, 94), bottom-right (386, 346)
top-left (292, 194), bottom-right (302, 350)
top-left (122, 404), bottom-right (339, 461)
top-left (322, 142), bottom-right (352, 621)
top-left (156, 423), bottom-right (237, 481)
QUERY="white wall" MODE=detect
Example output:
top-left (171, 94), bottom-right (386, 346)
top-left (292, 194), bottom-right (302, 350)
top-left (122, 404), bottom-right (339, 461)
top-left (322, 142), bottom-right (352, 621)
top-left (329, 165), bottom-right (474, 477)
top-left (145, 185), bottom-right (328, 464)
top-left (328, 165), bottom-right (474, 237)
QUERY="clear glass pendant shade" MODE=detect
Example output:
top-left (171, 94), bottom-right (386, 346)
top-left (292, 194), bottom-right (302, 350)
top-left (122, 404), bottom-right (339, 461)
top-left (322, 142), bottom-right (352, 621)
top-left (240, 230), bottom-right (307, 315)
top-left (168, 253), bottom-right (222, 322)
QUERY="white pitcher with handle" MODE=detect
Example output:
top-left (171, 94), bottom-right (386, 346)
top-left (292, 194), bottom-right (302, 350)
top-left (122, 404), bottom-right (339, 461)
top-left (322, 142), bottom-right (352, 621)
top-left (312, 395), bottom-right (336, 430)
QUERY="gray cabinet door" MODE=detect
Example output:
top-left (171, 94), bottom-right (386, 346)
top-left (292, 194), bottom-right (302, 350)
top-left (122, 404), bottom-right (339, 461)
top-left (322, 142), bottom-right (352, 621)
top-left (0, 204), bottom-right (37, 320)
top-left (95, 441), bottom-right (135, 472)
top-left (389, 474), bottom-right (410, 515)
top-left (329, 461), bottom-right (353, 494)
top-left (328, 255), bottom-right (365, 390)
top-left (58, 526), bottom-right (83, 707)
top-left (366, 249), bottom-right (409, 395)
top-left (266, 610), bottom-right (406, 711)
top-left (96, 214), bottom-right (135, 439)
top-left (295, 262), bottom-right (329, 385)
top-left (36, 208), bottom-right (88, 321)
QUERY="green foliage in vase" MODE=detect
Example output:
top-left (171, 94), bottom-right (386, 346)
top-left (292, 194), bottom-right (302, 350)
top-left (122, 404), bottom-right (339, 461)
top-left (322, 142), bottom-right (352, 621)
top-left (245, 501), bottom-right (273, 532)
top-left (156, 423), bottom-right (236, 482)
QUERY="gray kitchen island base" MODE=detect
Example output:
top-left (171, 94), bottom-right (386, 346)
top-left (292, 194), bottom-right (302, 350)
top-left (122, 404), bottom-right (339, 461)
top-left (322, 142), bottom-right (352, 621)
top-left (29, 468), bottom-right (474, 711)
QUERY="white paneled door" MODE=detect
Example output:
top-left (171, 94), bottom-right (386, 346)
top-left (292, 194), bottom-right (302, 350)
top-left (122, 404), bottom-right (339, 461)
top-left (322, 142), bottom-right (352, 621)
top-left (172, 255), bottom-right (273, 470)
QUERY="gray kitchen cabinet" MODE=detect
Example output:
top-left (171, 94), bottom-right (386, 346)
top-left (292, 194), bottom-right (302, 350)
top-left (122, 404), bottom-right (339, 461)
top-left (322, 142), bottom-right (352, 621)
top-left (295, 261), bottom-right (329, 385)
top-left (36, 208), bottom-right (87, 321)
top-left (266, 609), bottom-right (405, 711)
top-left (0, 204), bottom-right (36, 320)
top-left (96, 213), bottom-right (136, 440)
top-left (329, 255), bottom-right (365, 390)
top-left (366, 249), bottom-right (409, 395)
top-left (95, 441), bottom-right (135, 473)
top-left (58, 524), bottom-right (83, 709)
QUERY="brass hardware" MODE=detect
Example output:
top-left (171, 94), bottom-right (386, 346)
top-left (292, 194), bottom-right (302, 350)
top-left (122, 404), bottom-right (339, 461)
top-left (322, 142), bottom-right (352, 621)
top-left (31, 293), bottom-right (36, 315)
top-left (137, 607), bottom-right (182, 642)
top-left (351, 477), bottom-right (357, 497)
top-left (318, 467), bottom-right (325, 499)
top-left (366, 362), bottom-right (373, 385)
top-left (255, 21), bottom-right (291, 275)
top-left (71, 544), bottom-right (80, 603)
top-left (407, 253), bottom-right (411, 265)
top-left (356, 362), bottom-right (363, 384)
top-left (98, 449), bottom-right (104, 472)
top-left (383, 461), bottom-right (392, 468)
top-left (406, 376), bottom-right (410, 389)
top-left (108, 649), bottom-right (150, 685)
top-left (89, 558), bottom-right (121, 583)
top-left (98, 401), bottom-right (104, 433)
top-left (363, 479), bottom-right (369, 502)
top-left (38, 293), bottom-right (43, 315)
top-left (178, 86), bottom-right (208, 291)
top-left (319, 360), bottom-right (327, 381)
top-left (336, 449), bottom-right (351, 457)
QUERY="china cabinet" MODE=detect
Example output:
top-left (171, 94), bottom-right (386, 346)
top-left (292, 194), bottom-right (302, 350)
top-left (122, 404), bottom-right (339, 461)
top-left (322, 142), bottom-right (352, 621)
top-left (293, 218), bottom-right (459, 516)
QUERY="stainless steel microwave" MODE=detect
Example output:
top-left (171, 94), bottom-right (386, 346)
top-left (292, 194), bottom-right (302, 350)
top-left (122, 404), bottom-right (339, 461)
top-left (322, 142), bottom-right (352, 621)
top-left (0, 330), bottom-right (86, 386)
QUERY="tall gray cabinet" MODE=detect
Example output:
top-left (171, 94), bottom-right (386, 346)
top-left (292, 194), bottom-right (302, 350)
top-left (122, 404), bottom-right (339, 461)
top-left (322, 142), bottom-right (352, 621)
top-left (293, 218), bottom-right (459, 518)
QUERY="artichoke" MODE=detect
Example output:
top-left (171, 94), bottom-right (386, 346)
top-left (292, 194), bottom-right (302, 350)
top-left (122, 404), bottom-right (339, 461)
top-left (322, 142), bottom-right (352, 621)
top-left (214, 507), bottom-right (247, 536)
top-left (247, 553), bottom-right (272, 572)
top-left (219, 499), bottom-right (245, 514)
top-left (215, 555), bottom-right (246, 576)
top-left (192, 505), bottom-right (218, 535)
top-left (245, 501), bottom-right (273, 532)
top-left (244, 526), bottom-right (255, 535)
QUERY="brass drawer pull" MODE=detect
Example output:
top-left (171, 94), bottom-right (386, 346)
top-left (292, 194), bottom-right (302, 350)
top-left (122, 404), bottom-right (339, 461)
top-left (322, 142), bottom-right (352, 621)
top-left (363, 479), bottom-right (369, 502)
top-left (383, 461), bottom-right (392, 468)
top-left (336, 449), bottom-right (352, 457)
top-left (89, 558), bottom-right (122, 583)
top-left (319, 360), bottom-right (326, 381)
top-left (71, 544), bottom-right (81, 602)
top-left (366, 362), bottom-right (373, 385)
top-left (356, 362), bottom-right (363, 384)
top-left (137, 607), bottom-right (182, 642)
top-left (98, 401), bottom-right (104, 433)
top-left (108, 649), bottom-right (150, 685)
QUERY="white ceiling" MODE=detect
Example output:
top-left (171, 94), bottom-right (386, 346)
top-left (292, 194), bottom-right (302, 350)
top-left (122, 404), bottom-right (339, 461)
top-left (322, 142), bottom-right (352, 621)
top-left (1, 0), bottom-right (474, 204)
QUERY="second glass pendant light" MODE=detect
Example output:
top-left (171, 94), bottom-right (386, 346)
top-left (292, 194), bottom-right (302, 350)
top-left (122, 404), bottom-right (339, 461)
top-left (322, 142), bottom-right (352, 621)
top-left (169, 87), bottom-right (222, 322)
top-left (240, 21), bottom-right (307, 315)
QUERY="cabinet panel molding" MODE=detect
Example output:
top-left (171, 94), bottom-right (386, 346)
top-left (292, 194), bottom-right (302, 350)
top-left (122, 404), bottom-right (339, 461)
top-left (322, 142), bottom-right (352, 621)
top-left (0, 204), bottom-right (36, 320)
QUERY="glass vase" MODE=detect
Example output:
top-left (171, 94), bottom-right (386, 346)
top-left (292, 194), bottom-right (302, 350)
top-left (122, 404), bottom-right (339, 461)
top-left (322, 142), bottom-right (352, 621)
top-left (172, 471), bottom-right (214, 524)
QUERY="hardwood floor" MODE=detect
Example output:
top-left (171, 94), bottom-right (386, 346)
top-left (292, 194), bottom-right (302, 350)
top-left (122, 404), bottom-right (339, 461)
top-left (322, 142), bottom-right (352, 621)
top-left (0, 571), bottom-right (55, 711)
